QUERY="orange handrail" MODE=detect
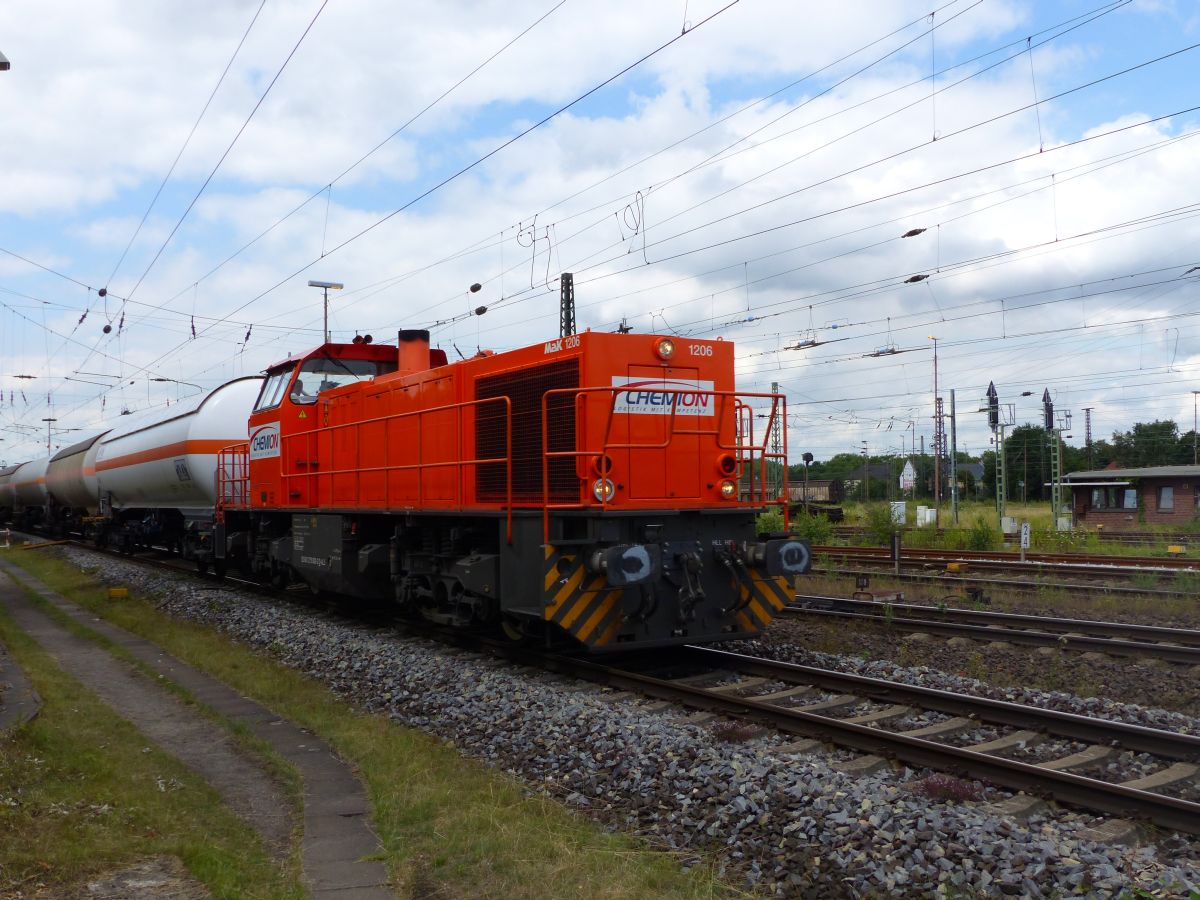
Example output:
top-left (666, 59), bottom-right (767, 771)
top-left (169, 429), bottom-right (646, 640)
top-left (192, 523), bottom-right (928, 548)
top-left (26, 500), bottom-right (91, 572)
top-left (540, 385), bottom-right (788, 540)
top-left (278, 395), bottom-right (515, 543)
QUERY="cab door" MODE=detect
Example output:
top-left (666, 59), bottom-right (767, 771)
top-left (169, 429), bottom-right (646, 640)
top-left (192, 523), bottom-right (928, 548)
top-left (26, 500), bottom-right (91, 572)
top-left (622, 364), bottom-right (702, 501)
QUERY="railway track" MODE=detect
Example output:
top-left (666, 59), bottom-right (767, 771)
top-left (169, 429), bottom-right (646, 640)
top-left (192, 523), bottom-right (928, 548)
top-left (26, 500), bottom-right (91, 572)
top-left (814, 544), bottom-right (1200, 574)
top-left (533, 645), bottom-right (1200, 836)
top-left (810, 564), bottom-right (1197, 599)
top-left (788, 595), bottom-right (1200, 665)
top-left (831, 526), bottom-right (1186, 548)
top-left (27, 536), bottom-right (1200, 838)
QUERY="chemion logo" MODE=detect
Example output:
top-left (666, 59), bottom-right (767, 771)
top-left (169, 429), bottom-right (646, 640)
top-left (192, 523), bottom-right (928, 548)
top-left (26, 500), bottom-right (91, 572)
top-left (611, 377), bottom-right (715, 416)
top-left (249, 423), bottom-right (281, 460)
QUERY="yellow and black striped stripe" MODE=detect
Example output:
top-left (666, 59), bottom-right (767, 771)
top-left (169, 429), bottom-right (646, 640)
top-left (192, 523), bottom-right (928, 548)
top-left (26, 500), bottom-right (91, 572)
top-left (542, 545), bottom-right (792, 648)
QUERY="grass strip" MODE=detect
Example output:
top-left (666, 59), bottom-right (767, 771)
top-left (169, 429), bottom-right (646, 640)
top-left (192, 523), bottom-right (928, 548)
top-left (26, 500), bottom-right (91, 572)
top-left (2, 550), bottom-right (736, 898)
top-left (0, 601), bottom-right (300, 899)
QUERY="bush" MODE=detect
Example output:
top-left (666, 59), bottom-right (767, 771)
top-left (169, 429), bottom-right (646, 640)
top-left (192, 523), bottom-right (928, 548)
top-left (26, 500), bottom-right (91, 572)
top-left (863, 503), bottom-right (898, 546)
top-left (756, 507), bottom-right (785, 536)
top-left (789, 512), bottom-right (834, 544)
top-left (964, 515), bottom-right (999, 551)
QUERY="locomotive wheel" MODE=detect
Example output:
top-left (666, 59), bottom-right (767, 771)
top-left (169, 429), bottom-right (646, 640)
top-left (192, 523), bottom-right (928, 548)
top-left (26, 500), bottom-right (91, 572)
top-left (501, 614), bottom-right (545, 644)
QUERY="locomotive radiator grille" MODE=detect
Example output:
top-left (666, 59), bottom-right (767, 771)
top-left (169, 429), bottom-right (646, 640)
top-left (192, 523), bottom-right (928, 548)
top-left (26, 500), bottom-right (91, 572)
top-left (476, 358), bottom-right (579, 503)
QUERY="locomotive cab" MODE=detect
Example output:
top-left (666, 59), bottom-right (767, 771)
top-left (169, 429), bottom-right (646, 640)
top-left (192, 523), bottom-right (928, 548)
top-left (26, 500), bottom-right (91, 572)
top-left (247, 342), bottom-right (402, 509)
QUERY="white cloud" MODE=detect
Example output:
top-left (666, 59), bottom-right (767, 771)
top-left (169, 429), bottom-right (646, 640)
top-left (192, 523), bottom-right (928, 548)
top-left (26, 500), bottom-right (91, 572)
top-left (1, 0), bottom-right (1199, 462)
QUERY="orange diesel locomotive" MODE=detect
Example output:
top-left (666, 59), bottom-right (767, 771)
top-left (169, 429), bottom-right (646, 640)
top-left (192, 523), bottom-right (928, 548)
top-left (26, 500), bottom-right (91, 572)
top-left (214, 329), bottom-right (809, 650)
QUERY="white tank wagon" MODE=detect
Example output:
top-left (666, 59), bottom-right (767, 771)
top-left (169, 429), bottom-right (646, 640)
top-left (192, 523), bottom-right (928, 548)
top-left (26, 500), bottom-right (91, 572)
top-left (45, 433), bottom-right (107, 514)
top-left (93, 376), bottom-right (262, 511)
top-left (7, 457), bottom-right (50, 527)
top-left (0, 463), bottom-right (20, 517)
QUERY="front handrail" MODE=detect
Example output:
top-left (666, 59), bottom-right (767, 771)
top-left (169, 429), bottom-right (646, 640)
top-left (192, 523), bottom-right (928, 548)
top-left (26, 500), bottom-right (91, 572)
top-left (540, 385), bottom-right (788, 541)
top-left (215, 442), bottom-right (250, 522)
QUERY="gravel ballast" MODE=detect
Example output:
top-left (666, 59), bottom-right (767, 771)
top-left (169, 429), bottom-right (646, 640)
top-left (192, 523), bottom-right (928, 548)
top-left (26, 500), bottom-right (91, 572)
top-left (57, 550), bottom-right (1200, 897)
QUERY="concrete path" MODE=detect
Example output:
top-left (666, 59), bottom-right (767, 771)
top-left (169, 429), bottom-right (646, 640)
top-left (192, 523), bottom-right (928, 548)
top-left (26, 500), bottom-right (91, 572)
top-left (0, 560), bottom-right (392, 899)
top-left (0, 636), bottom-right (41, 732)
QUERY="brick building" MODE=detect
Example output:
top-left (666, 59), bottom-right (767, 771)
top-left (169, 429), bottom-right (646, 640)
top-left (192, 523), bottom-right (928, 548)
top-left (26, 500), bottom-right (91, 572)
top-left (1064, 465), bottom-right (1200, 529)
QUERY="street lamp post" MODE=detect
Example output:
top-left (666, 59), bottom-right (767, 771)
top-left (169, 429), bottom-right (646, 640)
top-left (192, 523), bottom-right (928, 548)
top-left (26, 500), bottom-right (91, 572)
top-left (929, 336), bottom-right (940, 507)
top-left (308, 280), bottom-right (344, 343)
top-left (151, 377), bottom-right (204, 398)
top-left (802, 451), bottom-right (813, 514)
top-left (1193, 391), bottom-right (1200, 465)
top-left (861, 440), bottom-right (869, 502)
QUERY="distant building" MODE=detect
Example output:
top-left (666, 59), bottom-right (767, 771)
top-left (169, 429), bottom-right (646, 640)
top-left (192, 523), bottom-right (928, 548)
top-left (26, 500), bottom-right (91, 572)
top-left (899, 460), bottom-right (916, 492)
top-left (1064, 465), bottom-right (1200, 529)
top-left (954, 462), bottom-right (985, 495)
top-left (844, 463), bottom-right (895, 495)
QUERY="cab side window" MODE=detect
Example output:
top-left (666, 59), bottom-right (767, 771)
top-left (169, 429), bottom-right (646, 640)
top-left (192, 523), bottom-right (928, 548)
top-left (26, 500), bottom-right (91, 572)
top-left (254, 367), bottom-right (295, 411)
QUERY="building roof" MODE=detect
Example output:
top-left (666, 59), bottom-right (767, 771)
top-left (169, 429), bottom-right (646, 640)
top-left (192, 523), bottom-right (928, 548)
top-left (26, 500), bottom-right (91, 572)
top-left (955, 462), bottom-right (984, 478)
top-left (1065, 465), bottom-right (1200, 481)
top-left (844, 463), bottom-right (896, 481)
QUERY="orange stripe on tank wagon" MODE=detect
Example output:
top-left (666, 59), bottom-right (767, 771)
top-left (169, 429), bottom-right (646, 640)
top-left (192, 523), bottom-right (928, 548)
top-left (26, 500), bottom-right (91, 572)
top-left (96, 438), bottom-right (234, 472)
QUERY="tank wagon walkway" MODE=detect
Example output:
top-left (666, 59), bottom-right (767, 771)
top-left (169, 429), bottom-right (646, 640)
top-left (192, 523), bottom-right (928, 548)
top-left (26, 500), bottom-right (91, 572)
top-left (0, 560), bottom-right (392, 899)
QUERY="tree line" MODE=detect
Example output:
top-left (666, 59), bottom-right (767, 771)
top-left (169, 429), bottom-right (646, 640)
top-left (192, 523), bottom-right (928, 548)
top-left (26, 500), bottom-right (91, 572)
top-left (790, 419), bottom-right (1198, 503)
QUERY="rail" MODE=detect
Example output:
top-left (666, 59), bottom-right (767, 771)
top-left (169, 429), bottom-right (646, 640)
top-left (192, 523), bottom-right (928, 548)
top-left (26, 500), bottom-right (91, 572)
top-left (539, 385), bottom-right (789, 540)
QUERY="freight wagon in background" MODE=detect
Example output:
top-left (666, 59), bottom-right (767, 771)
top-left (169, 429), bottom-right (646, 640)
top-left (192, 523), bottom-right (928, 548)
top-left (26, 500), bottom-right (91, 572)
top-left (782, 479), bottom-right (845, 522)
top-left (1066, 465), bottom-right (1200, 530)
top-left (788, 479), bottom-right (845, 505)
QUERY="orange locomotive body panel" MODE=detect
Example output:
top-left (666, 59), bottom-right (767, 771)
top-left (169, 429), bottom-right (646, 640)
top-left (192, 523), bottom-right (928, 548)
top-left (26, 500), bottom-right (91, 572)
top-left (249, 331), bottom-right (753, 516)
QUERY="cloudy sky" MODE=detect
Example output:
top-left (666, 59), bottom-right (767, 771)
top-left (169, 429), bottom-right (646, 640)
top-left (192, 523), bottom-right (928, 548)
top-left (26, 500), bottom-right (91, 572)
top-left (1, 0), bottom-right (1198, 464)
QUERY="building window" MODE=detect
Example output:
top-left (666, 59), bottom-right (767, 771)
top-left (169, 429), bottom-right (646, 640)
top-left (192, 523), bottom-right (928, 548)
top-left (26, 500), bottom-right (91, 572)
top-left (1089, 487), bottom-right (1137, 510)
top-left (1158, 486), bottom-right (1174, 511)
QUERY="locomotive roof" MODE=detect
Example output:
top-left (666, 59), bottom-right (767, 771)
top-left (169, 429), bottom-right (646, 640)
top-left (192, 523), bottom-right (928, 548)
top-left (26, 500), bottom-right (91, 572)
top-left (265, 341), bottom-right (398, 371)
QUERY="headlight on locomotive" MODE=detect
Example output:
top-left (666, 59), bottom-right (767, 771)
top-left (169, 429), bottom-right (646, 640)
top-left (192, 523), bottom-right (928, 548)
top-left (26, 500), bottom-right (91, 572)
top-left (593, 478), bottom-right (616, 502)
top-left (718, 479), bottom-right (737, 500)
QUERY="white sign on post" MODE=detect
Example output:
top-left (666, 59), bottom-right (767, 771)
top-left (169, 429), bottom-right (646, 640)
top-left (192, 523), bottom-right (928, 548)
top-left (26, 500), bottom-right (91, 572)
top-left (1019, 522), bottom-right (1031, 548)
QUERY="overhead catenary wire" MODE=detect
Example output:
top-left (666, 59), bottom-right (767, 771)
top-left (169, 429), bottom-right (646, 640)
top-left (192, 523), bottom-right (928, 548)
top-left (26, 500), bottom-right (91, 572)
top-left (6, 0), bottom-right (744, 440)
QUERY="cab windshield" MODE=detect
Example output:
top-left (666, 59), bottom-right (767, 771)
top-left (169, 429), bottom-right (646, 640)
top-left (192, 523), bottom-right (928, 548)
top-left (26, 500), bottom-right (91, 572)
top-left (289, 356), bottom-right (396, 405)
